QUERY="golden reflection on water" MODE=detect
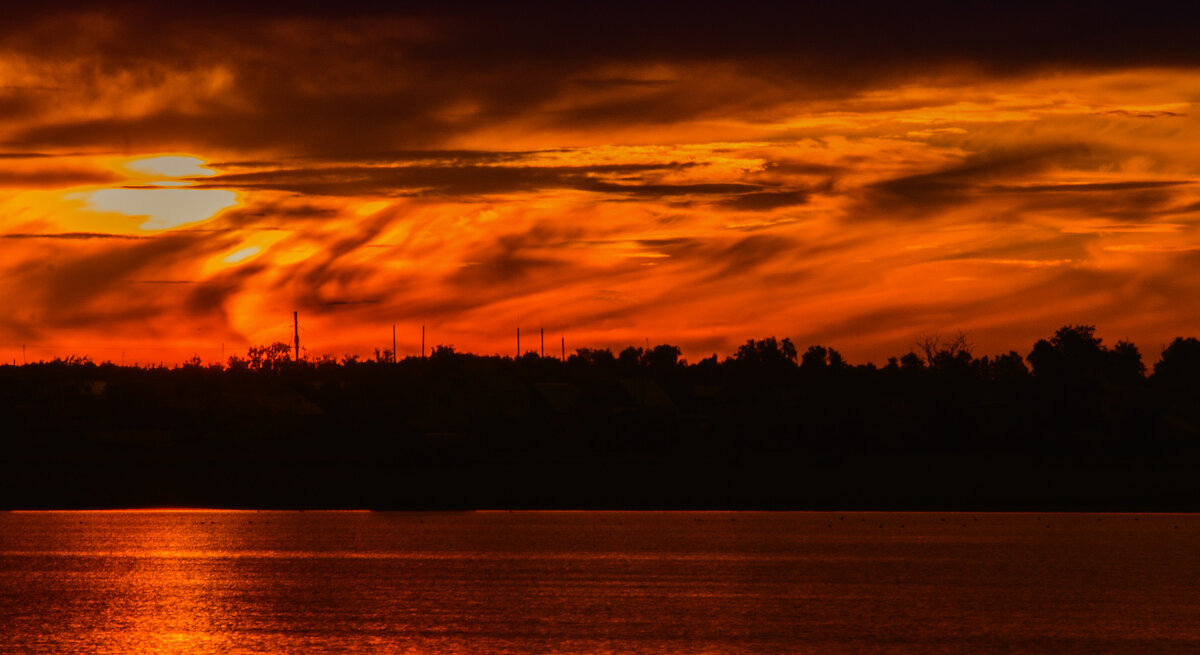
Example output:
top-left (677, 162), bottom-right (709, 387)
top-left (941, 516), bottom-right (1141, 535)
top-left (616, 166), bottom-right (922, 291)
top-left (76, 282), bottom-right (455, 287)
top-left (85, 512), bottom-right (244, 653)
top-left (2, 511), bottom-right (1200, 654)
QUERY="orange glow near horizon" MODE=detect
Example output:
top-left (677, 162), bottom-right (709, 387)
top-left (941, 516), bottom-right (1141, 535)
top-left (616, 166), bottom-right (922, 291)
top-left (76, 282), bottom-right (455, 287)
top-left (2, 9), bottom-right (1200, 367)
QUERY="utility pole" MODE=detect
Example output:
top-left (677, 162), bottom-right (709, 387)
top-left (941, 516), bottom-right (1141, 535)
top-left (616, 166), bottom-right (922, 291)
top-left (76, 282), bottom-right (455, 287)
top-left (293, 311), bottom-right (300, 362)
top-left (421, 324), bottom-right (425, 358)
top-left (561, 336), bottom-right (565, 361)
top-left (392, 324), bottom-right (397, 363)
top-left (540, 327), bottom-right (544, 358)
top-left (517, 325), bottom-right (521, 358)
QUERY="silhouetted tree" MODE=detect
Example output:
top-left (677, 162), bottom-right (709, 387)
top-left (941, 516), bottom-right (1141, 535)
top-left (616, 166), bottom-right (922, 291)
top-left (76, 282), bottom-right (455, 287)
top-left (917, 331), bottom-right (973, 371)
top-left (1028, 325), bottom-right (1144, 384)
top-left (826, 348), bottom-right (846, 370)
top-left (570, 348), bottom-right (615, 366)
top-left (899, 352), bottom-right (925, 371)
top-left (1154, 337), bottom-right (1200, 385)
top-left (800, 345), bottom-right (828, 371)
top-left (1027, 325), bottom-right (1105, 380)
top-left (247, 342), bottom-right (293, 372)
top-left (645, 344), bottom-right (682, 369)
top-left (1026, 325), bottom-right (1146, 440)
top-left (618, 346), bottom-right (644, 371)
top-left (431, 345), bottom-right (457, 359)
top-left (733, 336), bottom-right (797, 366)
top-left (973, 351), bottom-right (1029, 383)
top-left (374, 348), bottom-right (394, 363)
top-left (13, 325), bottom-right (1200, 516)
top-left (521, 350), bottom-right (541, 362)
top-left (1109, 340), bottom-right (1146, 384)
top-left (800, 345), bottom-right (849, 373)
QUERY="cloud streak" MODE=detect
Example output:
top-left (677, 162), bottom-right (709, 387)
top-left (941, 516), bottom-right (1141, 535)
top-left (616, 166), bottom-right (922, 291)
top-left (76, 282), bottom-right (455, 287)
top-left (2, 4), bottom-right (1200, 364)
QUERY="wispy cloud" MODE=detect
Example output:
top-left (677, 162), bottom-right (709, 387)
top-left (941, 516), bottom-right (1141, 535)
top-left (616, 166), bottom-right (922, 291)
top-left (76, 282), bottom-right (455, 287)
top-left (2, 4), bottom-right (1200, 364)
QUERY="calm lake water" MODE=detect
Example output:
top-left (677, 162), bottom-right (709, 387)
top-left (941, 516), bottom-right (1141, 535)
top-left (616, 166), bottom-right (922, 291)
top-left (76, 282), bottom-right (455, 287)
top-left (1, 511), bottom-right (1198, 654)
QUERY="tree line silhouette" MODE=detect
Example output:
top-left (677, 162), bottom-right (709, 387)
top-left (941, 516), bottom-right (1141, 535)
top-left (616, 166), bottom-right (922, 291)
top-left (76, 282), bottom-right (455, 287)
top-left (3, 325), bottom-right (1200, 510)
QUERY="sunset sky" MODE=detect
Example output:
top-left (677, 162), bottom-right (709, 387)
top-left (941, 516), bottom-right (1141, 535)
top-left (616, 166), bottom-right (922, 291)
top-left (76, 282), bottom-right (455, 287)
top-left (3, 2), bottom-right (1200, 365)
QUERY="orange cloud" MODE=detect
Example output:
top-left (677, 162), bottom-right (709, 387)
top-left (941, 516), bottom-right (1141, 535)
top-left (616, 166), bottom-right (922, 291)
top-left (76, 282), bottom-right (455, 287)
top-left (2, 6), bottom-right (1200, 365)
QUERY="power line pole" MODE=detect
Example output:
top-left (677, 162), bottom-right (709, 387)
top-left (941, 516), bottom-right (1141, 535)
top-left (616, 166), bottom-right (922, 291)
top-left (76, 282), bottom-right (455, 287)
top-left (517, 325), bottom-right (521, 358)
top-left (540, 327), bottom-right (544, 358)
top-left (561, 336), bottom-right (565, 361)
top-left (293, 311), bottom-right (300, 362)
top-left (392, 324), bottom-right (397, 363)
top-left (421, 324), bottom-right (425, 358)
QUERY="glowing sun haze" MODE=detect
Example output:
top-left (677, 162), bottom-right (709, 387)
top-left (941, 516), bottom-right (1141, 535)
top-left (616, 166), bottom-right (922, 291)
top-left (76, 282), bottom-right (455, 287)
top-left (3, 2), bottom-right (1200, 365)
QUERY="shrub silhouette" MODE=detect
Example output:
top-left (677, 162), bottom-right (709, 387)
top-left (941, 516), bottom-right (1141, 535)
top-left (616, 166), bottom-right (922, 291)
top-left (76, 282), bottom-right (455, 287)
top-left (7, 323), bottom-right (1199, 511)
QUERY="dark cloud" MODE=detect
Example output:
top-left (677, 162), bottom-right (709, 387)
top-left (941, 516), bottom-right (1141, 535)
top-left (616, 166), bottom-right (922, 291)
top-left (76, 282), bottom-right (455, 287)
top-left (452, 251), bottom-right (562, 287)
top-left (0, 94), bottom-right (40, 122)
top-left (79, 2), bottom-right (1195, 72)
top-left (635, 237), bottom-right (701, 248)
top-left (1, 232), bottom-right (148, 240)
top-left (188, 161), bottom-right (789, 201)
top-left (631, 233), bottom-right (830, 282)
top-left (193, 163), bottom-right (599, 196)
top-left (449, 221), bottom-right (586, 288)
top-left (1140, 249), bottom-right (1200, 298)
top-left (707, 234), bottom-right (797, 281)
top-left (988, 181), bottom-right (1191, 193)
top-left (534, 84), bottom-right (752, 130)
top-left (280, 210), bottom-right (408, 314)
top-left (1100, 109), bottom-right (1186, 119)
top-left (4, 2), bottom-right (1200, 360)
top-left (6, 4), bottom-right (1200, 158)
top-left (1010, 187), bottom-right (1190, 223)
top-left (41, 236), bottom-right (203, 303)
top-left (756, 160), bottom-right (845, 177)
top-left (184, 263), bottom-right (268, 327)
top-left (47, 304), bottom-right (169, 331)
top-left (718, 190), bottom-right (809, 211)
top-left (873, 148), bottom-right (1079, 197)
top-left (1165, 200), bottom-right (1200, 215)
top-left (804, 261), bottom-right (1185, 363)
top-left (0, 168), bottom-right (119, 188)
top-left (578, 181), bottom-right (764, 197)
top-left (320, 298), bottom-right (382, 306)
top-left (5, 110), bottom-right (450, 155)
top-left (0, 233), bottom-right (234, 334)
top-left (726, 217), bottom-right (804, 233)
top-left (569, 76), bottom-right (676, 89)
top-left (219, 202), bottom-right (341, 229)
top-left (800, 305), bottom-right (946, 349)
top-left (932, 233), bottom-right (1092, 264)
top-left (228, 149), bottom-right (546, 167)
top-left (859, 146), bottom-right (1102, 217)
